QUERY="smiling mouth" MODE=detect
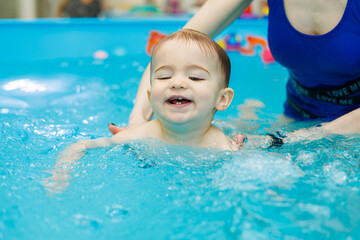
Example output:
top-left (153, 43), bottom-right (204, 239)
top-left (166, 96), bottom-right (193, 105)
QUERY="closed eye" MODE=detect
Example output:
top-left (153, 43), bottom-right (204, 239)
top-left (189, 76), bottom-right (204, 81)
top-left (157, 76), bottom-right (171, 80)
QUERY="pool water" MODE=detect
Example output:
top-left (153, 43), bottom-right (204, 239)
top-left (1, 19), bottom-right (360, 238)
top-left (1, 55), bottom-right (359, 240)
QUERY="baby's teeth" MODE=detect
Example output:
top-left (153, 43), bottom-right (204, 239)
top-left (176, 102), bottom-right (181, 104)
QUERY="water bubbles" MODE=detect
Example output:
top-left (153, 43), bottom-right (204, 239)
top-left (75, 85), bottom-right (81, 94)
top-left (113, 47), bottom-right (126, 57)
top-left (1, 108), bottom-right (9, 114)
top-left (324, 161), bottom-right (348, 185)
top-left (0, 97), bottom-right (29, 108)
top-left (295, 150), bottom-right (318, 166)
top-left (81, 116), bottom-right (96, 125)
top-left (105, 205), bottom-right (129, 222)
top-left (110, 84), bottom-right (120, 90)
top-left (74, 214), bottom-right (101, 229)
top-left (132, 61), bottom-right (140, 67)
top-left (93, 50), bottom-right (109, 60)
top-left (3, 79), bottom-right (46, 93)
top-left (297, 203), bottom-right (331, 219)
top-left (212, 152), bottom-right (300, 191)
top-left (137, 66), bottom-right (145, 72)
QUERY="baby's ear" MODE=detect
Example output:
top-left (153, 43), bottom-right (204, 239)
top-left (216, 88), bottom-right (234, 111)
top-left (147, 89), bottom-right (151, 102)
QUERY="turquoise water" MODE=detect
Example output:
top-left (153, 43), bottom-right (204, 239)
top-left (1, 56), bottom-right (360, 239)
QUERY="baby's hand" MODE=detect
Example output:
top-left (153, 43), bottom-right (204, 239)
top-left (229, 133), bottom-right (246, 150)
top-left (43, 142), bottom-right (87, 194)
top-left (43, 168), bottom-right (71, 194)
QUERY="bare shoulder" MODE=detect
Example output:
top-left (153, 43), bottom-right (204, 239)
top-left (111, 120), bottom-right (161, 144)
top-left (206, 125), bottom-right (240, 151)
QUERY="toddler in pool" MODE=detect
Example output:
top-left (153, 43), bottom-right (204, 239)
top-left (81, 29), bottom-right (237, 151)
top-left (110, 28), bottom-right (238, 150)
top-left (46, 29), bottom-right (241, 192)
top-left (45, 29), bottom-right (360, 193)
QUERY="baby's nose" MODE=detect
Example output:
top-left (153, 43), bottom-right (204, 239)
top-left (170, 77), bottom-right (187, 89)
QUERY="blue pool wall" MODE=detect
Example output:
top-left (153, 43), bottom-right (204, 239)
top-left (0, 18), bottom-right (270, 62)
top-left (0, 18), bottom-right (288, 116)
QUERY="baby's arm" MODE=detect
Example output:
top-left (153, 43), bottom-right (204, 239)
top-left (44, 137), bottom-right (112, 193)
top-left (55, 137), bottom-right (112, 167)
top-left (51, 122), bottom-right (152, 173)
top-left (44, 123), bottom-right (151, 193)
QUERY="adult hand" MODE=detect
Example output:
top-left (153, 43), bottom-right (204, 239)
top-left (108, 123), bottom-right (128, 135)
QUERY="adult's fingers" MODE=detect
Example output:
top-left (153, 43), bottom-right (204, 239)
top-left (108, 123), bottom-right (128, 135)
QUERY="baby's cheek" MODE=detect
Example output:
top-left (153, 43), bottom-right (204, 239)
top-left (149, 90), bottom-right (162, 109)
top-left (199, 90), bottom-right (217, 102)
top-left (150, 88), bottom-right (161, 101)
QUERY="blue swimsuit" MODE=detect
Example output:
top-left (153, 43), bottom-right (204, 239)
top-left (267, 0), bottom-right (360, 121)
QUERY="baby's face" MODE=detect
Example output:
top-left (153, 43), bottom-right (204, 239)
top-left (149, 39), bottom-right (226, 125)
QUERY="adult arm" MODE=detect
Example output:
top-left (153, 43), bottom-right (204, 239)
top-left (245, 108), bottom-right (360, 149)
top-left (284, 108), bottom-right (360, 143)
top-left (127, 0), bottom-right (254, 126)
top-left (183, 0), bottom-right (253, 38)
top-left (321, 108), bottom-right (360, 134)
top-left (128, 65), bottom-right (153, 126)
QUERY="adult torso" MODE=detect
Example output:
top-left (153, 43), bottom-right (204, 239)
top-left (283, 0), bottom-right (347, 36)
top-left (267, 0), bottom-right (360, 120)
